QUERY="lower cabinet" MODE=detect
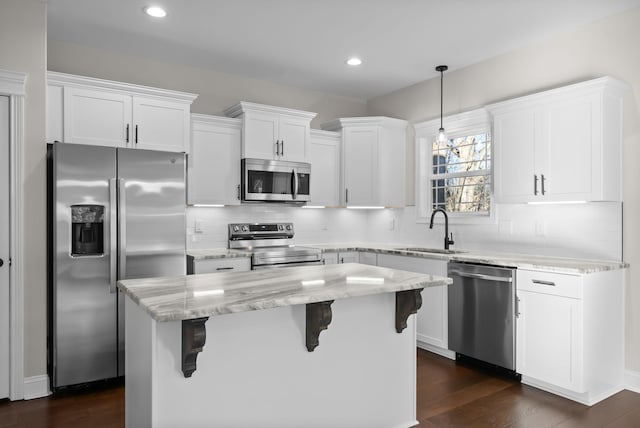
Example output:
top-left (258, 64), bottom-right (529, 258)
top-left (338, 251), bottom-right (359, 264)
top-left (515, 268), bottom-right (624, 405)
top-left (377, 254), bottom-right (452, 358)
top-left (187, 256), bottom-right (251, 275)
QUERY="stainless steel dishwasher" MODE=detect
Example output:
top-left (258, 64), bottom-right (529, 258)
top-left (447, 262), bottom-right (517, 371)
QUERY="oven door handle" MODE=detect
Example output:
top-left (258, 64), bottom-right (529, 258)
top-left (448, 270), bottom-right (513, 283)
top-left (292, 168), bottom-right (299, 200)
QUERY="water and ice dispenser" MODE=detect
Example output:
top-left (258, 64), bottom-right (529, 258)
top-left (70, 205), bottom-right (104, 256)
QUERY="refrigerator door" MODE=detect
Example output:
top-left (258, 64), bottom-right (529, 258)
top-left (116, 148), bottom-right (186, 375)
top-left (52, 143), bottom-right (118, 388)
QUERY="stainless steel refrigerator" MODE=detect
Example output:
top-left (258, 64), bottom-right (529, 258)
top-left (48, 142), bottom-right (186, 390)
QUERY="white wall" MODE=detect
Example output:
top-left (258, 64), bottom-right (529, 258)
top-left (0, 0), bottom-right (47, 379)
top-left (47, 40), bottom-right (367, 128)
top-left (367, 7), bottom-right (640, 371)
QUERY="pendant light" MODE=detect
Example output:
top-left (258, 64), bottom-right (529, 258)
top-left (436, 65), bottom-right (448, 143)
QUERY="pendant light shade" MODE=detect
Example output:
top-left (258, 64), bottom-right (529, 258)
top-left (436, 65), bottom-right (448, 143)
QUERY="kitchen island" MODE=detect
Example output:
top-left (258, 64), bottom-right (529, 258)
top-left (118, 263), bottom-right (451, 428)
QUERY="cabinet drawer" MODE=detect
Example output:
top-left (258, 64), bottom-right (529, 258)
top-left (517, 269), bottom-right (582, 299)
top-left (192, 257), bottom-right (251, 274)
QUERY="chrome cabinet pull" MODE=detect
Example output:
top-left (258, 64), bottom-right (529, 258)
top-left (281, 140), bottom-right (284, 157)
top-left (345, 188), bottom-right (349, 204)
top-left (275, 140), bottom-right (280, 156)
top-left (125, 124), bottom-right (130, 143)
top-left (216, 267), bottom-right (234, 271)
top-left (534, 174), bottom-right (538, 195)
top-left (532, 279), bottom-right (555, 286)
top-left (541, 174), bottom-right (546, 195)
top-left (135, 125), bottom-right (139, 144)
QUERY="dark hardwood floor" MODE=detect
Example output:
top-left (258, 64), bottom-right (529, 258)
top-left (2, 349), bottom-right (639, 427)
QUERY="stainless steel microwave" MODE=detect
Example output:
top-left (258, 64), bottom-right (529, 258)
top-left (241, 158), bottom-right (311, 203)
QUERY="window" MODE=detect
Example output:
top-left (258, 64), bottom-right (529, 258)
top-left (415, 108), bottom-right (494, 223)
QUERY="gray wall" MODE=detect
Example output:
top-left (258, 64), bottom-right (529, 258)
top-left (367, 6), bottom-right (640, 372)
top-left (0, 0), bottom-right (47, 379)
top-left (47, 40), bottom-right (367, 128)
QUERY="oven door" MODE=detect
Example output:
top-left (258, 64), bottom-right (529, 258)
top-left (242, 158), bottom-right (310, 202)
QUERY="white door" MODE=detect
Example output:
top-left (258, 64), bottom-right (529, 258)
top-left (0, 95), bottom-right (10, 399)
top-left (309, 133), bottom-right (340, 206)
top-left (63, 87), bottom-right (132, 148)
top-left (243, 112), bottom-right (279, 160)
top-left (343, 126), bottom-right (378, 206)
top-left (278, 117), bottom-right (308, 162)
top-left (132, 96), bottom-right (189, 153)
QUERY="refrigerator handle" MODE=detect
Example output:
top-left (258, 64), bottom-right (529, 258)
top-left (109, 179), bottom-right (118, 294)
top-left (118, 178), bottom-right (127, 282)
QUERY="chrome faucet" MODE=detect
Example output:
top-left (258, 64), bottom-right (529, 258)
top-left (429, 208), bottom-right (455, 250)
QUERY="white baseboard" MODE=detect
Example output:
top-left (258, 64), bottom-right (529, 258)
top-left (417, 341), bottom-right (456, 360)
top-left (625, 369), bottom-right (640, 393)
top-left (23, 375), bottom-right (50, 400)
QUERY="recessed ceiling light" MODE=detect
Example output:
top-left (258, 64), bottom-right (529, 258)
top-left (144, 6), bottom-right (167, 18)
top-left (346, 57), bottom-right (362, 66)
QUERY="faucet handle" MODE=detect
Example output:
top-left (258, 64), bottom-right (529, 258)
top-left (448, 232), bottom-right (455, 245)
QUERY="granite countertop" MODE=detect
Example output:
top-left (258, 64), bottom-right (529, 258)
top-left (117, 263), bottom-right (450, 322)
top-left (185, 243), bottom-right (627, 274)
top-left (186, 248), bottom-right (251, 260)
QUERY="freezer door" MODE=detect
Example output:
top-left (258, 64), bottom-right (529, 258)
top-left (51, 143), bottom-right (118, 388)
top-left (116, 148), bottom-right (186, 375)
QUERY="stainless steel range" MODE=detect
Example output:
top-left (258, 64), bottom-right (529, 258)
top-left (228, 223), bottom-right (322, 269)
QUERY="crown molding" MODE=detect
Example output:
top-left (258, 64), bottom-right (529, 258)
top-left (223, 101), bottom-right (317, 120)
top-left (191, 113), bottom-right (242, 129)
top-left (321, 116), bottom-right (408, 131)
top-left (0, 69), bottom-right (27, 95)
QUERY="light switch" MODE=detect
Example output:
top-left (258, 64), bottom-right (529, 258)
top-left (194, 219), bottom-right (203, 234)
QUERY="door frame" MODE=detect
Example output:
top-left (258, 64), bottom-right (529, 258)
top-left (0, 69), bottom-right (26, 400)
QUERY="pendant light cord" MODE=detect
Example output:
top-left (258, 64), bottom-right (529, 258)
top-left (440, 69), bottom-right (443, 130)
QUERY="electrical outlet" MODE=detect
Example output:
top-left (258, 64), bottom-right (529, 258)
top-left (535, 220), bottom-right (546, 237)
top-left (194, 219), bottom-right (203, 234)
top-left (388, 218), bottom-right (395, 231)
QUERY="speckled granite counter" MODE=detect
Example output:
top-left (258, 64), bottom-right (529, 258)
top-left (118, 263), bottom-right (450, 322)
top-left (187, 244), bottom-right (627, 274)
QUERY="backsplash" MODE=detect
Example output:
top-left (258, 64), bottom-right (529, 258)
top-left (188, 202), bottom-right (623, 261)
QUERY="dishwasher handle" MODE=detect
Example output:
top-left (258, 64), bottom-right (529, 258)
top-left (448, 270), bottom-right (513, 283)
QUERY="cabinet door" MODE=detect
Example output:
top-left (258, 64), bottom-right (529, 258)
top-left (516, 289), bottom-right (583, 392)
top-left (540, 95), bottom-right (596, 201)
top-left (377, 254), bottom-right (448, 350)
top-left (322, 252), bottom-right (338, 265)
top-left (63, 87), bottom-right (132, 147)
top-left (338, 252), bottom-right (359, 264)
top-left (243, 112), bottom-right (279, 159)
top-left (358, 252), bottom-right (377, 266)
top-left (493, 108), bottom-right (538, 203)
top-left (188, 118), bottom-right (241, 206)
top-left (278, 116), bottom-right (309, 162)
top-left (309, 133), bottom-right (340, 206)
top-left (132, 97), bottom-right (190, 153)
top-left (343, 126), bottom-right (378, 206)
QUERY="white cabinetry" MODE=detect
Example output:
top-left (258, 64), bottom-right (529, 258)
top-left (224, 102), bottom-right (316, 162)
top-left (358, 252), bottom-right (377, 266)
top-left (489, 77), bottom-right (626, 203)
top-left (47, 72), bottom-right (197, 153)
top-left (322, 117), bottom-right (407, 207)
top-left (322, 252), bottom-right (338, 265)
top-left (515, 268), bottom-right (624, 405)
top-left (187, 257), bottom-right (251, 275)
top-left (377, 254), bottom-right (452, 358)
top-left (338, 252), bottom-right (359, 264)
top-left (309, 130), bottom-right (341, 206)
top-left (188, 115), bottom-right (242, 206)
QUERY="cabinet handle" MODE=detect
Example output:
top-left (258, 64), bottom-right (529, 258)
top-left (281, 140), bottom-right (284, 157)
top-left (216, 267), bottom-right (234, 271)
top-left (515, 296), bottom-right (520, 318)
top-left (126, 124), bottom-right (130, 143)
top-left (135, 125), bottom-right (139, 144)
top-left (532, 279), bottom-right (556, 286)
top-left (340, 257), bottom-right (344, 264)
top-left (541, 174), bottom-right (546, 195)
top-left (345, 188), bottom-right (349, 204)
top-left (275, 140), bottom-right (280, 156)
top-left (533, 174), bottom-right (538, 195)
top-left (237, 184), bottom-right (241, 200)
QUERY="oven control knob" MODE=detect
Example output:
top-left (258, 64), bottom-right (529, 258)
top-left (242, 225), bottom-right (249, 232)
top-left (286, 225), bottom-right (292, 231)
top-left (233, 225), bottom-right (240, 232)
top-left (278, 224), bottom-right (284, 231)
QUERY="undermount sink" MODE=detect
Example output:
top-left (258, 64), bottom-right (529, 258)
top-left (395, 247), bottom-right (466, 255)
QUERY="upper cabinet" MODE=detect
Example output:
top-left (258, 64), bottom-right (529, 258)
top-left (224, 102), bottom-right (316, 162)
top-left (188, 114), bottom-right (242, 206)
top-left (309, 129), bottom-right (341, 206)
top-left (322, 117), bottom-right (407, 207)
top-left (488, 77), bottom-right (627, 203)
top-left (47, 72), bottom-right (197, 153)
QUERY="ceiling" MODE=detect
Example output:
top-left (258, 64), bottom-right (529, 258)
top-left (47, 0), bottom-right (640, 100)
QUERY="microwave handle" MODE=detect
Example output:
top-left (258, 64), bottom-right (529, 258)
top-left (291, 168), bottom-right (299, 200)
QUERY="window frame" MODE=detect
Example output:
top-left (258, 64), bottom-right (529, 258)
top-left (414, 108), bottom-right (496, 225)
